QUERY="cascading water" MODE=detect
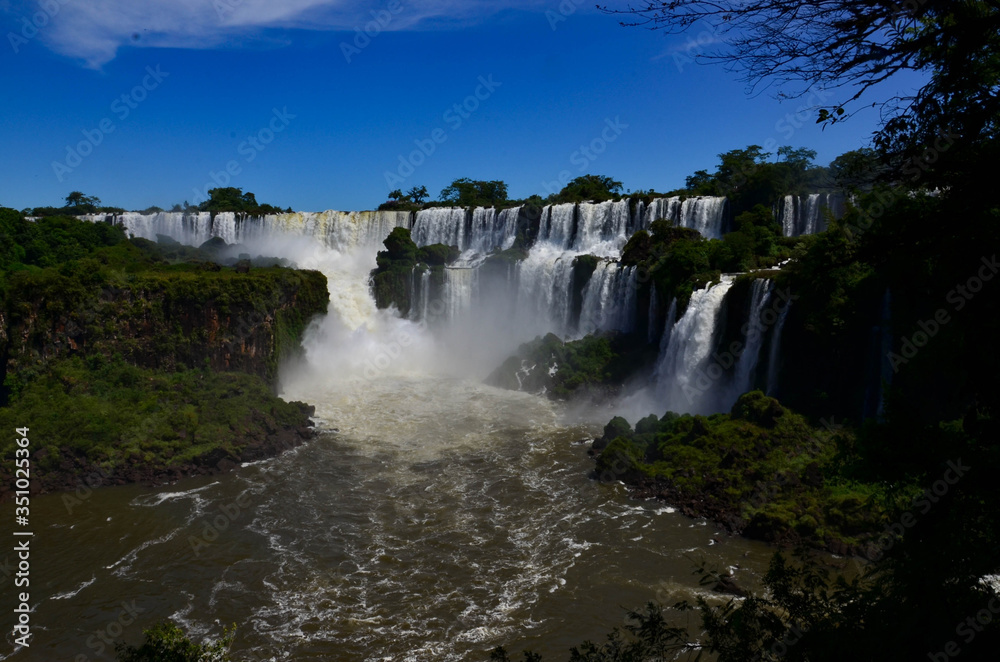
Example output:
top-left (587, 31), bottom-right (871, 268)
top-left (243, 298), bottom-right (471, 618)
top-left (780, 193), bottom-right (846, 236)
top-left (578, 262), bottom-right (637, 335)
top-left (412, 207), bottom-right (467, 249)
top-left (644, 197), bottom-right (682, 226)
top-left (766, 298), bottom-right (792, 396)
top-left (443, 267), bottom-right (478, 322)
top-left (574, 200), bottom-right (632, 254)
top-left (647, 284), bottom-right (660, 344)
top-left (513, 249), bottom-right (578, 336)
top-left (654, 277), bottom-right (735, 414)
top-left (537, 203), bottom-right (576, 249)
top-left (639, 196), bottom-right (726, 239)
top-left (728, 279), bottom-right (775, 402)
top-left (660, 298), bottom-right (678, 351)
top-left (90, 210), bottom-right (412, 253)
top-left (679, 196), bottom-right (727, 239)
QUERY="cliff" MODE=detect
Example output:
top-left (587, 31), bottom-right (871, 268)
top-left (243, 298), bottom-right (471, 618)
top-left (0, 241), bottom-right (328, 396)
top-left (0, 212), bottom-right (329, 497)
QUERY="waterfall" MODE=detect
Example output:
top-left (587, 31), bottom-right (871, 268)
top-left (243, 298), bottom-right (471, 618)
top-left (647, 283), bottom-right (659, 344)
top-left (639, 196), bottom-right (726, 239)
top-left (496, 207), bottom-right (520, 251)
top-left (729, 279), bottom-right (775, 402)
top-left (578, 262), bottom-right (637, 335)
top-left (644, 197), bottom-right (682, 226)
top-left (513, 248), bottom-right (578, 336)
top-left (534, 201), bottom-right (633, 256)
top-left (573, 200), bottom-right (632, 255)
top-left (409, 269), bottom-right (432, 323)
top-left (537, 203), bottom-right (577, 250)
top-left (443, 268), bottom-right (477, 321)
top-left (83, 210), bottom-right (411, 252)
top-left (465, 206), bottom-right (521, 254)
top-left (765, 298), bottom-right (792, 396)
top-left (660, 298), bottom-right (678, 352)
top-left (82, 211), bottom-right (213, 245)
top-left (780, 193), bottom-right (846, 236)
top-left (412, 207), bottom-right (467, 249)
top-left (678, 196), bottom-right (727, 239)
top-left (654, 276), bottom-right (735, 414)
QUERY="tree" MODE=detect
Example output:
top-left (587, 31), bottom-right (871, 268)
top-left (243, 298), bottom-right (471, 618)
top-left (198, 187), bottom-right (283, 215)
top-left (115, 621), bottom-right (234, 662)
top-left (828, 148), bottom-right (883, 192)
top-left (439, 178), bottom-right (508, 207)
top-left (552, 174), bottom-right (623, 203)
top-left (407, 185), bottom-right (429, 204)
top-left (603, 1), bottom-right (1000, 184)
top-left (64, 191), bottom-right (102, 212)
top-left (388, 189), bottom-right (405, 201)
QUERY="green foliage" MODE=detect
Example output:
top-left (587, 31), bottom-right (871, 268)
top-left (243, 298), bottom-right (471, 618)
top-left (381, 227), bottom-right (419, 262)
top-left (27, 192), bottom-right (125, 217)
top-left (0, 355), bottom-right (313, 485)
top-left (550, 175), bottom-right (623, 203)
top-left (116, 622), bottom-right (234, 662)
top-left (487, 333), bottom-right (618, 396)
top-left (620, 203), bottom-right (787, 315)
top-left (0, 209), bottom-right (127, 271)
top-left (439, 178), bottom-right (508, 207)
top-left (676, 145), bottom-right (831, 217)
top-left (417, 243), bottom-right (460, 266)
top-left (379, 185), bottom-right (429, 212)
top-left (594, 392), bottom-right (885, 549)
top-left (198, 187), bottom-right (285, 215)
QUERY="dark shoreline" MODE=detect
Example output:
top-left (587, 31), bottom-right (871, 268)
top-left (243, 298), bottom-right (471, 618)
top-left (612, 472), bottom-right (873, 560)
top-left (0, 421), bottom-right (314, 503)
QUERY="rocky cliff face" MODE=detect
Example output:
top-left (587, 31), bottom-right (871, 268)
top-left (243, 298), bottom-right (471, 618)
top-left (1, 265), bottom-right (328, 401)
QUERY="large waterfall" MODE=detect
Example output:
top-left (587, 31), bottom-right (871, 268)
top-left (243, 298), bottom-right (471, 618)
top-left (83, 201), bottom-right (792, 413)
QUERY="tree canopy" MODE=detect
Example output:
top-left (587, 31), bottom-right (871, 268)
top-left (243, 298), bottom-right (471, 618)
top-left (439, 178), bottom-right (508, 207)
top-left (550, 174), bottom-right (624, 203)
top-left (198, 187), bottom-right (287, 215)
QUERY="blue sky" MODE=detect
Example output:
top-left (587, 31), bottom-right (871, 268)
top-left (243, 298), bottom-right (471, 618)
top-left (0, 0), bottom-right (920, 212)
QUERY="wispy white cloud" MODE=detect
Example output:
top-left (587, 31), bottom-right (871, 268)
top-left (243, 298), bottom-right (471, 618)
top-left (14, 0), bottom-right (546, 68)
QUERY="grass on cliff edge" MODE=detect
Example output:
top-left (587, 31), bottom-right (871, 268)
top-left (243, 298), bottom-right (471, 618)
top-left (0, 355), bottom-right (312, 483)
